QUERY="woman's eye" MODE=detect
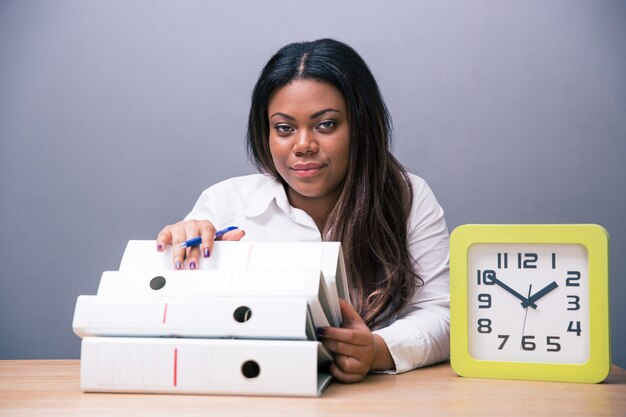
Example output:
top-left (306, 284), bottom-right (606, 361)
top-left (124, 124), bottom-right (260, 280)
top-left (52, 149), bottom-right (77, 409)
top-left (274, 124), bottom-right (294, 135)
top-left (317, 120), bottom-right (336, 130)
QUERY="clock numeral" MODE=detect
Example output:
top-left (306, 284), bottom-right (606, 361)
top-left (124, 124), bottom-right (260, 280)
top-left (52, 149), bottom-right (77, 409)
top-left (567, 295), bottom-right (580, 311)
top-left (551, 253), bottom-right (556, 269)
top-left (566, 271), bottom-right (581, 287)
top-left (500, 335), bottom-right (562, 352)
top-left (477, 293), bottom-right (492, 309)
top-left (517, 253), bottom-right (538, 269)
top-left (477, 318), bottom-right (492, 334)
top-left (546, 336), bottom-right (561, 352)
top-left (497, 334), bottom-right (509, 350)
top-left (521, 335), bottom-right (536, 351)
top-left (567, 320), bottom-right (582, 336)
top-left (477, 270), bottom-right (496, 286)
top-left (497, 253), bottom-right (508, 269)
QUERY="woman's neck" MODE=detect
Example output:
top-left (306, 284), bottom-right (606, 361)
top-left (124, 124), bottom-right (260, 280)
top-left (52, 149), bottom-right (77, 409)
top-left (286, 187), bottom-right (341, 232)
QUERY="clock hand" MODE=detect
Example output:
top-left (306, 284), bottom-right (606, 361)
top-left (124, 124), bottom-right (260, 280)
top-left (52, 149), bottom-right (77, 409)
top-left (522, 281), bottom-right (559, 309)
top-left (485, 271), bottom-right (537, 309)
top-left (520, 284), bottom-right (532, 350)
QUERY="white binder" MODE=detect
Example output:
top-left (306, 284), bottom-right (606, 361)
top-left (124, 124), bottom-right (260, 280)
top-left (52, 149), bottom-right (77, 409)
top-left (96, 269), bottom-right (332, 328)
top-left (119, 240), bottom-right (349, 326)
top-left (73, 295), bottom-right (316, 340)
top-left (80, 337), bottom-right (333, 397)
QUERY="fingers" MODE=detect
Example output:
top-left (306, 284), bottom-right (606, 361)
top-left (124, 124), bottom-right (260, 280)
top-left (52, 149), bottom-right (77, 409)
top-left (172, 221), bottom-right (201, 269)
top-left (323, 338), bottom-right (374, 383)
top-left (198, 222), bottom-right (216, 260)
top-left (319, 300), bottom-right (372, 353)
top-left (318, 299), bottom-right (376, 383)
top-left (337, 298), bottom-right (368, 328)
top-left (325, 338), bottom-right (372, 382)
top-left (320, 326), bottom-right (372, 347)
top-left (156, 221), bottom-right (246, 269)
top-left (156, 226), bottom-right (173, 252)
top-left (186, 246), bottom-right (201, 270)
top-left (155, 220), bottom-right (212, 269)
top-left (329, 358), bottom-right (368, 383)
top-left (319, 326), bottom-right (376, 383)
top-left (320, 329), bottom-right (375, 372)
top-left (220, 229), bottom-right (246, 241)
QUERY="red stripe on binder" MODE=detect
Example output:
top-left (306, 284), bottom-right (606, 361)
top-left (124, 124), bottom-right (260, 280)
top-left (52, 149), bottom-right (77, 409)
top-left (173, 348), bottom-right (178, 387)
top-left (163, 303), bottom-right (168, 324)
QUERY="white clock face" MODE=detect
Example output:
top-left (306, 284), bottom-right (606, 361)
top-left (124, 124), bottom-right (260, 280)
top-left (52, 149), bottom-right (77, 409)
top-left (467, 243), bottom-right (589, 364)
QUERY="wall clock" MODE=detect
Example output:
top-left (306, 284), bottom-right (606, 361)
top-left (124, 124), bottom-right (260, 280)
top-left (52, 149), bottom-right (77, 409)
top-left (450, 224), bottom-right (610, 383)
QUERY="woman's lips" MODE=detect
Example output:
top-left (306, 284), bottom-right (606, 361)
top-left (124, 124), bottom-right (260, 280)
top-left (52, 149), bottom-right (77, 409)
top-left (291, 163), bottom-right (324, 177)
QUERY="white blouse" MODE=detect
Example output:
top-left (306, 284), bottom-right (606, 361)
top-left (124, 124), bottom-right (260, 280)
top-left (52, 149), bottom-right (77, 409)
top-left (184, 173), bottom-right (450, 373)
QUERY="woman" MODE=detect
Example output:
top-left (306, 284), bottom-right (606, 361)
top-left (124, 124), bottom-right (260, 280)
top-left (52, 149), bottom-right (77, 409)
top-left (156, 38), bottom-right (450, 383)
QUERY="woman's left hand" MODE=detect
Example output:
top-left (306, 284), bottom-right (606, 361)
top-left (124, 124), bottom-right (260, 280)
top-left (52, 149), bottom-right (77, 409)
top-left (318, 299), bottom-right (394, 383)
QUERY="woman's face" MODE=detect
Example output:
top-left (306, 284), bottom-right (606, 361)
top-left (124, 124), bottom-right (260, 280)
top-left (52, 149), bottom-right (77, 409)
top-left (268, 79), bottom-right (350, 211)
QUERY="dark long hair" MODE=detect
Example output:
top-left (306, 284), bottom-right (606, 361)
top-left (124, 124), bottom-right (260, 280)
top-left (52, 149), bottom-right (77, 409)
top-left (246, 39), bottom-right (421, 328)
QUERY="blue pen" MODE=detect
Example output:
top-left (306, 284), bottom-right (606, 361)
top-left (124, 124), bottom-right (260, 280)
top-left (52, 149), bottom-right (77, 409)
top-left (177, 226), bottom-right (239, 248)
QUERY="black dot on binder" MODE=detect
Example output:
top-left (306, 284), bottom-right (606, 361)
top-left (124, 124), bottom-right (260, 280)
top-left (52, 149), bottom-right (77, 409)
top-left (149, 276), bottom-right (166, 290)
top-left (233, 306), bottom-right (253, 323)
top-left (241, 360), bottom-right (260, 378)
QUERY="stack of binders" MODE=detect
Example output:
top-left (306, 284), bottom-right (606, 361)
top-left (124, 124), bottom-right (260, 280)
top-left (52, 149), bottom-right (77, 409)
top-left (72, 241), bottom-right (349, 397)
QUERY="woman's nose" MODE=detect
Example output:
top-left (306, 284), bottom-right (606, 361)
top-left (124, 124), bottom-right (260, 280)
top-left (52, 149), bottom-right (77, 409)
top-left (292, 129), bottom-right (319, 155)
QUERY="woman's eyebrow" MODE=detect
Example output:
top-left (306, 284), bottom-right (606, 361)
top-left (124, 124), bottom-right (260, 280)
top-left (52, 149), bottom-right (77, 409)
top-left (309, 108), bottom-right (341, 119)
top-left (270, 112), bottom-right (295, 121)
top-left (270, 108), bottom-right (341, 121)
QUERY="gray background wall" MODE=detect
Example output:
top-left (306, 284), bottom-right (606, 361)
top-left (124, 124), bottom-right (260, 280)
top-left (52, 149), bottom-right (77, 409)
top-left (1, 0), bottom-right (625, 368)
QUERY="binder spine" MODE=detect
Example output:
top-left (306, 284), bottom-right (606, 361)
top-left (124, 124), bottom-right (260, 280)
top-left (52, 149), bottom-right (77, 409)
top-left (73, 295), bottom-right (315, 340)
top-left (96, 269), bottom-right (332, 328)
top-left (80, 337), bottom-right (332, 397)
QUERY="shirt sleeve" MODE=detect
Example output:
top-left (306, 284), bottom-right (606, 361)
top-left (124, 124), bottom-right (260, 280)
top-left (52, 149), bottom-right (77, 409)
top-left (184, 187), bottom-right (216, 221)
top-left (182, 176), bottom-right (251, 225)
top-left (373, 175), bottom-right (450, 373)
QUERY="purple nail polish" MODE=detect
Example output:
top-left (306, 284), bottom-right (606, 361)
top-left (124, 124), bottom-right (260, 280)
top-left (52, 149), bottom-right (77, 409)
top-left (175, 261), bottom-right (182, 269)
top-left (204, 248), bottom-right (210, 258)
top-left (189, 261), bottom-right (196, 270)
top-left (157, 244), bottom-right (163, 251)
top-left (316, 327), bottom-right (326, 336)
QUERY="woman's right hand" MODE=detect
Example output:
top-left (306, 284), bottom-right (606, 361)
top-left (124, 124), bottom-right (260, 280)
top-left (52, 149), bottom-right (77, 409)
top-left (156, 220), bottom-right (245, 269)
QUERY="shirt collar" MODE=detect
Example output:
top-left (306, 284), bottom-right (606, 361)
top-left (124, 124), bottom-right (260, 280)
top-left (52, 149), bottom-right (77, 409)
top-left (244, 175), bottom-right (291, 218)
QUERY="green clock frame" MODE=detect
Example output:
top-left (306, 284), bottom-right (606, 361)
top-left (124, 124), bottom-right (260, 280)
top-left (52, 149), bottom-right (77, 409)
top-left (450, 224), bottom-right (611, 383)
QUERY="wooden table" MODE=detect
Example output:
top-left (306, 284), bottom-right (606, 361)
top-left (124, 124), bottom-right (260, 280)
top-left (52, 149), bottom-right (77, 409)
top-left (1, 360), bottom-right (624, 416)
